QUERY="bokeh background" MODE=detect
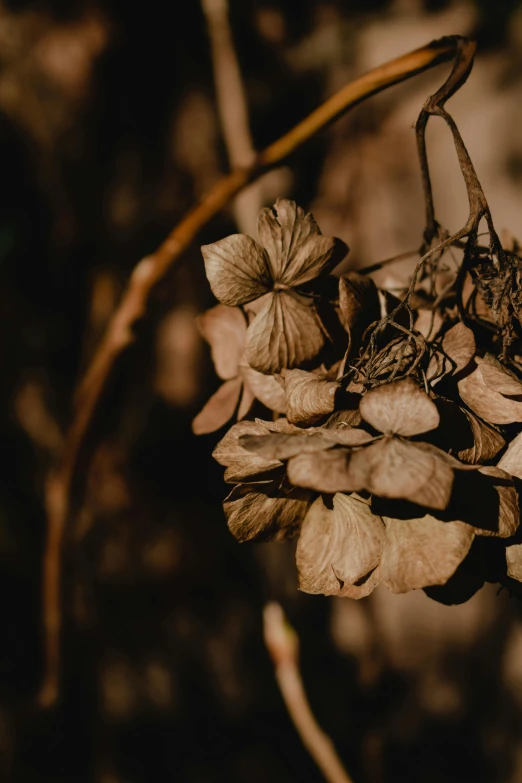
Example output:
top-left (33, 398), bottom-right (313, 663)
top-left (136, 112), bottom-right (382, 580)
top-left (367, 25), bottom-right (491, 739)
top-left (3, 0), bottom-right (522, 781)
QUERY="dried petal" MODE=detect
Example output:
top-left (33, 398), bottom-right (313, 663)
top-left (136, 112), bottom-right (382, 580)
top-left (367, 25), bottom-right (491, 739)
top-left (331, 494), bottom-right (385, 585)
top-left (246, 292), bottom-right (325, 374)
top-left (224, 481), bottom-right (311, 542)
top-left (458, 364), bottom-right (522, 424)
top-left (240, 431), bottom-right (334, 461)
top-left (359, 377), bottom-right (439, 437)
top-left (458, 409), bottom-right (505, 464)
top-left (471, 467), bottom-right (520, 538)
top-left (381, 516), bottom-right (474, 593)
top-left (338, 273), bottom-right (381, 342)
top-left (348, 437), bottom-right (455, 510)
top-left (284, 369), bottom-right (338, 425)
top-left (192, 377), bottom-right (242, 435)
top-left (237, 383), bottom-right (255, 420)
top-left (197, 305), bottom-right (246, 380)
top-left (428, 322), bottom-right (475, 384)
top-left (239, 360), bottom-right (286, 412)
top-left (479, 354), bottom-right (522, 396)
top-left (296, 494), bottom-right (384, 596)
top-left (257, 199), bottom-right (347, 285)
top-left (338, 568), bottom-right (381, 599)
top-left (498, 431), bottom-right (522, 479)
top-left (296, 496), bottom-right (343, 595)
top-left (287, 449), bottom-right (359, 494)
top-left (202, 234), bottom-right (271, 306)
top-left (213, 420), bottom-right (282, 483)
top-left (506, 543), bottom-right (522, 582)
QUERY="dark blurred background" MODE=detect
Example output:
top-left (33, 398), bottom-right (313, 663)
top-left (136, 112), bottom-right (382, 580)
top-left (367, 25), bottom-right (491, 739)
top-left (3, 0), bottom-right (522, 781)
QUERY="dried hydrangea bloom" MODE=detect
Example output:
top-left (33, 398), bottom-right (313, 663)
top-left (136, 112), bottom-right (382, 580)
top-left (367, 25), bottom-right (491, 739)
top-left (201, 199), bottom-right (348, 373)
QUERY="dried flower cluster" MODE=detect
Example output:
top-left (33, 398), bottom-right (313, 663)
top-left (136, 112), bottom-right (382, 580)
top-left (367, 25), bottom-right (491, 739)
top-left (194, 197), bottom-right (522, 605)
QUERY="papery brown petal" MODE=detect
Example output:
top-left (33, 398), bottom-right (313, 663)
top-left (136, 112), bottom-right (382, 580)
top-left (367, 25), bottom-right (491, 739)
top-left (213, 420), bottom-right (282, 482)
top-left (458, 365), bottom-right (522, 424)
top-left (239, 360), bottom-right (286, 412)
top-left (237, 384), bottom-right (255, 420)
top-left (224, 481), bottom-right (311, 542)
top-left (381, 516), bottom-right (474, 593)
top-left (322, 428), bottom-right (375, 446)
top-left (506, 543), bottom-right (522, 582)
top-left (498, 431), bottom-right (522, 479)
top-left (458, 409), bottom-right (505, 464)
top-left (478, 354), bottom-right (522, 396)
top-left (284, 369), bottom-right (338, 425)
top-left (338, 273), bottom-right (381, 340)
top-left (246, 292), bottom-right (325, 374)
top-left (258, 199), bottom-right (320, 280)
top-left (331, 493), bottom-right (385, 585)
top-left (192, 377), bottom-right (242, 435)
top-left (197, 305), bottom-right (246, 380)
top-left (202, 234), bottom-right (271, 306)
top-left (359, 377), bottom-right (439, 436)
top-left (326, 407), bottom-right (363, 428)
top-left (440, 322), bottom-right (476, 375)
top-left (296, 496), bottom-right (343, 595)
top-left (257, 199), bottom-right (347, 285)
top-left (348, 437), bottom-right (454, 510)
top-left (287, 449), bottom-right (361, 494)
top-left (471, 466), bottom-right (520, 538)
top-left (262, 417), bottom-right (302, 434)
top-left (337, 567), bottom-right (381, 599)
top-left (296, 493), bottom-right (384, 597)
top-left (239, 431), bottom-right (335, 461)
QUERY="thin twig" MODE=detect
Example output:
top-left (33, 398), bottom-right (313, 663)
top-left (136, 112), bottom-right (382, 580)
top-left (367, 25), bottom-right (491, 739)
top-left (264, 603), bottom-right (355, 783)
top-left (201, 0), bottom-right (262, 235)
top-left (40, 34), bottom-right (474, 707)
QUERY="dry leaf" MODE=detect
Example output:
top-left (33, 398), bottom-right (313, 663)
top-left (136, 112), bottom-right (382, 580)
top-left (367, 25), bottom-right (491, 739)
top-left (192, 377), bottom-right (243, 435)
top-left (347, 437), bottom-right (455, 510)
top-left (381, 516), bottom-right (474, 592)
top-left (245, 291), bottom-right (325, 374)
top-left (283, 369), bottom-right (338, 424)
top-left (224, 481), bottom-right (311, 542)
top-left (498, 431), bottom-right (522, 479)
top-left (213, 420), bottom-right (282, 482)
top-left (359, 377), bottom-right (439, 437)
top-left (202, 234), bottom-right (271, 306)
top-left (197, 304), bottom-right (246, 380)
top-left (458, 363), bottom-right (522, 424)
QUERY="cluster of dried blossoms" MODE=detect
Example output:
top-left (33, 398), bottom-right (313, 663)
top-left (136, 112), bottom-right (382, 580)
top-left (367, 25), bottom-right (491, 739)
top-left (193, 198), bottom-right (522, 605)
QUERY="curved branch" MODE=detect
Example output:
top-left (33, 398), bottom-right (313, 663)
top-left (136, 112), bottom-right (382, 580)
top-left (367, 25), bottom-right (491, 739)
top-left (40, 34), bottom-right (476, 707)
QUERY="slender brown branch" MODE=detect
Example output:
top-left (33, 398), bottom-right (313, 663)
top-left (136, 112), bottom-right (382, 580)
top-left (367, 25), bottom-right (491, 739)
top-left (40, 34), bottom-right (475, 707)
top-left (201, 0), bottom-right (262, 235)
top-left (264, 603), bottom-right (355, 783)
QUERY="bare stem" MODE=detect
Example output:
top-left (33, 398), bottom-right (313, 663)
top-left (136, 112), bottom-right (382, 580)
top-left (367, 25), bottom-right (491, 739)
top-left (39, 34), bottom-right (475, 707)
top-left (201, 0), bottom-right (262, 235)
top-left (264, 603), bottom-right (355, 783)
